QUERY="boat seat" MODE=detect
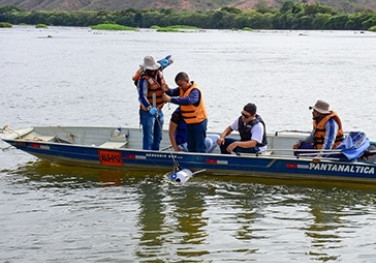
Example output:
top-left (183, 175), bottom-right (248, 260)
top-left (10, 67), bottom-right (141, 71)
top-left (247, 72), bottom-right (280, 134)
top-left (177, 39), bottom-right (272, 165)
top-left (99, 141), bottom-right (128, 148)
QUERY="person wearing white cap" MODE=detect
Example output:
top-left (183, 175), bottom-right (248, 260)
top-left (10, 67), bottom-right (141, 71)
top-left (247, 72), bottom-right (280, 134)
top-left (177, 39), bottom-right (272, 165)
top-left (293, 99), bottom-right (344, 151)
top-left (137, 55), bottom-right (169, 150)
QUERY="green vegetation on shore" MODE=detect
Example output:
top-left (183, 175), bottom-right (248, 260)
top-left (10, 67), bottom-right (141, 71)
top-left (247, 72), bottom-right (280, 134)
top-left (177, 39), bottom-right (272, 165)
top-left (0, 1), bottom-right (375, 31)
top-left (151, 25), bottom-right (199, 32)
top-left (91, 23), bottom-right (137, 30)
top-left (242, 27), bottom-right (253, 31)
top-left (35, 23), bottom-right (47, 28)
top-left (0, 21), bottom-right (12, 27)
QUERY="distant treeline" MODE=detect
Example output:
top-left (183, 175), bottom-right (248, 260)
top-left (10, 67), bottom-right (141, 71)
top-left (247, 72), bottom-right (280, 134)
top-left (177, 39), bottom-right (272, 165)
top-left (1, 1), bottom-right (376, 30)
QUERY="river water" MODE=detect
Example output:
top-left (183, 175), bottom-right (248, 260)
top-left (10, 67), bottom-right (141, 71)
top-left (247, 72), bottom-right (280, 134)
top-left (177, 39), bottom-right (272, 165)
top-left (1, 26), bottom-right (376, 262)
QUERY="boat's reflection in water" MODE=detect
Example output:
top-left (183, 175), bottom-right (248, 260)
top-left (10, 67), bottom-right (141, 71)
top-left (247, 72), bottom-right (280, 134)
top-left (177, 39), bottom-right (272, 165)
top-left (7, 160), bottom-right (129, 188)
top-left (8, 159), bottom-right (376, 191)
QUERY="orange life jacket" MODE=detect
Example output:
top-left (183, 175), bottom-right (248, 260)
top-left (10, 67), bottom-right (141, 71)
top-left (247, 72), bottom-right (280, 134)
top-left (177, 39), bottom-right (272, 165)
top-left (139, 73), bottom-right (168, 110)
top-left (313, 111), bottom-right (344, 149)
top-left (179, 83), bottom-right (207, 124)
top-left (132, 68), bottom-right (143, 83)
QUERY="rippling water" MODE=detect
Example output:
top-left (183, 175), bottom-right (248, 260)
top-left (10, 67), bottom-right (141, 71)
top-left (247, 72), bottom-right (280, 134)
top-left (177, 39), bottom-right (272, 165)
top-left (1, 26), bottom-right (376, 262)
top-left (2, 161), bottom-right (376, 262)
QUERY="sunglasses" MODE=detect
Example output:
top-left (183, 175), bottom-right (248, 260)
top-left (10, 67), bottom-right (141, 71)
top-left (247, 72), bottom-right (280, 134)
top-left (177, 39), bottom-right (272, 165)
top-left (241, 112), bottom-right (252, 118)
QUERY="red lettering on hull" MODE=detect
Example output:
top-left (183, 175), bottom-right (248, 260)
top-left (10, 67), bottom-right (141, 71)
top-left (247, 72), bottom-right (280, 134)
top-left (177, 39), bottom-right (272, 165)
top-left (98, 150), bottom-right (123, 167)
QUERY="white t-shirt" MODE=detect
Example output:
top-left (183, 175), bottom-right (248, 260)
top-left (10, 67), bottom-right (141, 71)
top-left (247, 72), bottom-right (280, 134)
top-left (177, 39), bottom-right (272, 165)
top-left (230, 118), bottom-right (267, 152)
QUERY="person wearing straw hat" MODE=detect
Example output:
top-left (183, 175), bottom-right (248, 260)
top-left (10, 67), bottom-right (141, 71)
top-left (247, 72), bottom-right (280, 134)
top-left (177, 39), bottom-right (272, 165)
top-left (293, 99), bottom-right (344, 151)
top-left (137, 55), bottom-right (169, 150)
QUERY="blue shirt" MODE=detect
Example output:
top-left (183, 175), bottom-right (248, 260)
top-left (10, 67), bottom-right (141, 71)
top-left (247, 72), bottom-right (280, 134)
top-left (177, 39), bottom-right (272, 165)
top-left (170, 109), bottom-right (187, 145)
top-left (322, 118), bottom-right (339, 149)
top-left (137, 78), bottom-right (151, 109)
top-left (166, 87), bottom-right (200, 106)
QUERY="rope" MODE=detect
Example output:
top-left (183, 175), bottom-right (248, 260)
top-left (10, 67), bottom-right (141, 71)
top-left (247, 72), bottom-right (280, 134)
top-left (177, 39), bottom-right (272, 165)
top-left (161, 145), bottom-right (173, 151)
top-left (169, 152), bottom-right (181, 172)
top-left (155, 113), bottom-right (163, 131)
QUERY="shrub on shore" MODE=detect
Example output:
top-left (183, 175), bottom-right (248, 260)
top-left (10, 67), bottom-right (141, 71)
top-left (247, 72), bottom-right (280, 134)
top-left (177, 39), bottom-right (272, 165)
top-left (242, 27), bottom-right (253, 31)
top-left (91, 23), bottom-right (137, 31)
top-left (151, 25), bottom-right (199, 32)
top-left (36, 24), bottom-right (47, 28)
top-left (0, 22), bottom-right (12, 28)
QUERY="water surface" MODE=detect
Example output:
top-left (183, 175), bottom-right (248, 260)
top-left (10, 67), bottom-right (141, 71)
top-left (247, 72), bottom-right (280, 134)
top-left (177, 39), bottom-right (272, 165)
top-left (1, 26), bottom-right (376, 262)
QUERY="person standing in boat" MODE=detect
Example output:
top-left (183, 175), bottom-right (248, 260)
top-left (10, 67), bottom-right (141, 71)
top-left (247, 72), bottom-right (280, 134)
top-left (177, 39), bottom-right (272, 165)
top-left (168, 107), bottom-right (219, 153)
top-left (217, 103), bottom-right (267, 154)
top-left (136, 55), bottom-right (169, 150)
top-left (162, 72), bottom-right (208, 153)
top-left (293, 99), bottom-right (344, 151)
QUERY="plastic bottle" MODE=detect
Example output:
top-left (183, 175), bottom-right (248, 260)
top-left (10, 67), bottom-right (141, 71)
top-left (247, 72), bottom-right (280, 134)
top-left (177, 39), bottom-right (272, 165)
top-left (112, 127), bottom-right (121, 137)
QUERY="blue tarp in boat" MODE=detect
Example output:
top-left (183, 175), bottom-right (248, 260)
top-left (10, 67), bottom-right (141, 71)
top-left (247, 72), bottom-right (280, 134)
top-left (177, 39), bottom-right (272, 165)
top-left (335, 131), bottom-right (370, 161)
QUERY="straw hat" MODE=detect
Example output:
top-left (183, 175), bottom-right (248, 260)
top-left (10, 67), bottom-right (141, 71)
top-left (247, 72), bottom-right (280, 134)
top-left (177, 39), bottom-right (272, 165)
top-left (309, 99), bottom-right (330, 114)
top-left (140, 55), bottom-right (160, 70)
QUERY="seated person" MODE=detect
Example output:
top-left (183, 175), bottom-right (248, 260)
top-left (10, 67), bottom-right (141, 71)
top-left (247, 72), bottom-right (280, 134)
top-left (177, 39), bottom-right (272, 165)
top-left (217, 103), bottom-right (267, 154)
top-left (169, 108), bottom-right (219, 153)
top-left (293, 99), bottom-right (344, 152)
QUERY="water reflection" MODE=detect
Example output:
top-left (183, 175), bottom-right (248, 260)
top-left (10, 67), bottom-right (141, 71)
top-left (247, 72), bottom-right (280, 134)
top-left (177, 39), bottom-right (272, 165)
top-left (306, 191), bottom-right (345, 262)
top-left (305, 188), bottom-right (376, 262)
top-left (7, 160), bottom-right (376, 191)
top-left (2, 161), bottom-right (376, 262)
top-left (5, 160), bottom-right (145, 188)
top-left (134, 175), bottom-right (211, 260)
top-left (136, 177), bottom-right (166, 259)
top-left (168, 183), bottom-right (209, 257)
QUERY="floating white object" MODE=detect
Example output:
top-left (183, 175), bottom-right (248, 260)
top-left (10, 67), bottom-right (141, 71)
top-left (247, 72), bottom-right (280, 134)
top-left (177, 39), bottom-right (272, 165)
top-left (169, 168), bottom-right (193, 184)
top-left (169, 168), bottom-right (206, 185)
